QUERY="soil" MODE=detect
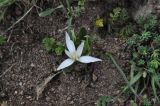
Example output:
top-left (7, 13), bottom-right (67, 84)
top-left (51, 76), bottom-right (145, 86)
top-left (0, 0), bottom-right (154, 106)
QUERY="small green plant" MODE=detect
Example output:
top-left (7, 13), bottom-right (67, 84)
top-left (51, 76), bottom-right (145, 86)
top-left (0, 35), bottom-right (6, 45)
top-left (119, 23), bottom-right (136, 37)
top-left (140, 31), bottom-right (151, 42)
top-left (66, 0), bottom-right (86, 30)
top-left (42, 37), bottom-right (65, 55)
top-left (97, 96), bottom-right (113, 106)
top-left (143, 95), bottom-right (152, 106)
top-left (42, 37), bottom-right (55, 52)
top-left (109, 7), bottom-right (129, 24)
top-left (107, 7), bottom-right (135, 37)
top-left (56, 32), bottom-right (101, 71)
top-left (74, 0), bottom-right (85, 17)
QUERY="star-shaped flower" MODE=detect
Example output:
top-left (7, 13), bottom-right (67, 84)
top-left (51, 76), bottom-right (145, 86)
top-left (57, 32), bottom-right (102, 71)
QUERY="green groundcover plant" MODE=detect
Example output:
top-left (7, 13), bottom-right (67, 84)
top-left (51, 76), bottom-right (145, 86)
top-left (127, 14), bottom-right (160, 102)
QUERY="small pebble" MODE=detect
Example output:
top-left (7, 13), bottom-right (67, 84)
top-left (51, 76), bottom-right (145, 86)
top-left (14, 91), bottom-right (18, 94)
top-left (92, 74), bottom-right (98, 82)
top-left (26, 96), bottom-right (32, 99)
top-left (71, 92), bottom-right (75, 96)
top-left (30, 63), bottom-right (35, 67)
top-left (19, 82), bottom-right (23, 86)
top-left (67, 97), bottom-right (71, 101)
top-left (49, 18), bottom-right (53, 21)
top-left (69, 101), bottom-right (74, 104)
top-left (19, 91), bottom-right (23, 95)
top-left (46, 97), bottom-right (51, 101)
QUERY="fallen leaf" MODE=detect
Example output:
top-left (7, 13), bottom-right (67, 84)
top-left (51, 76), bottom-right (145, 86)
top-left (92, 74), bottom-right (97, 82)
top-left (36, 71), bottom-right (62, 100)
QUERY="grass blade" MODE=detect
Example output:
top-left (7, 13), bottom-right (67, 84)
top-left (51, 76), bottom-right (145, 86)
top-left (39, 5), bottom-right (63, 17)
top-left (106, 53), bottom-right (140, 100)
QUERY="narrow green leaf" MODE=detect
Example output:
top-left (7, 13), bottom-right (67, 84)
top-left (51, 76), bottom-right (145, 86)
top-left (0, 0), bottom-right (14, 7)
top-left (78, 27), bottom-right (87, 40)
top-left (151, 76), bottom-right (159, 100)
top-left (39, 5), bottom-right (63, 17)
top-left (106, 53), bottom-right (140, 99)
top-left (124, 72), bottom-right (142, 91)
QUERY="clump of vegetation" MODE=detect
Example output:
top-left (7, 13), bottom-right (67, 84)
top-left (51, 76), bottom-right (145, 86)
top-left (42, 37), bottom-right (65, 55)
top-left (109, 7), bottom-right (136, 37)
top-left (109, 7), bottom-right (129, 25)
top-left (72, 0), bottom-right (85, 17)
top-left (127, 14), bottom-right (160, 102)
top-left (96, 7), bottom-right (136, 37)
top-left (136, 14), bottom-right (158, 31)
top-left (66, 0), bottom-right (86, 30)
top-left (0, 35), bottom-right (6, 45)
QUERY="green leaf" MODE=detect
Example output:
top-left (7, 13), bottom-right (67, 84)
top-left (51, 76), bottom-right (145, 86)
top-left (0, 35), bottom-right (6, 45)
top-left (0, 0), bottom-right (14, 8)
top-left (151, 76), bottom-right (159, 100)
top-left (70, 29), bottom-right (77, 42)
top-left (84, 35), bottom-right (93, 55)
top-left (39, 5), bottom-right (63, 17)
top-left (97, 96), bottom-right (112, 106)
top-left (78, 27), bottom-right (87, 41)
top-left (124, 72), bottom-right (142, 91)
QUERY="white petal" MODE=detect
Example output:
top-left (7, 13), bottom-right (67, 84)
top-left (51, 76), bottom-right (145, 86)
top-left (65, 32), bottom-right (71, 40)
top-left (65, 32), bottom-right (76, 52)
top-left (76, 41), bottom-right (84, 57)
top-left (57, 59), bottom-right (74, 71)
top-left (79, 56), bottom-right (102, 63)
top-left (65, 50), bottom-right (72, 58)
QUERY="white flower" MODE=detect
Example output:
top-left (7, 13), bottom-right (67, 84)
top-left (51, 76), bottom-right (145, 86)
top-left (57, 32), bottom-right (102, 71)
